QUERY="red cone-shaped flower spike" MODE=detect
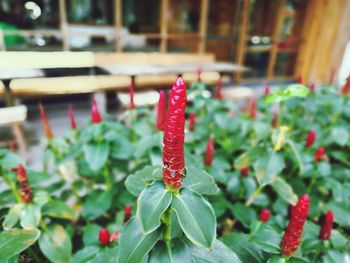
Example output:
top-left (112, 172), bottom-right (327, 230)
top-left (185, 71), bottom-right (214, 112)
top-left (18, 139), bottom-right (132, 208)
top-left (129, 78), bottom-right (135, 109)
top-left (240, 167), bottom-right (249, 177)
top-left (204, 136), bottom-right (214, 166)
top-left (123, 205), bottom-right (132, 224)
top-left (39, 103), bottom-right (54, 139)
top-left (296, 74), bottom-right (303, 84)
top-left (156, 90), bottom-right (166, 131)
top-left (314, 147), bottom-right (325, 162)
top-left (271, 111), bottom-right (279, 128)
top-left (162, 76), bottom-right (187, 190)
top-left (341, 76), bottom-right (350, 96)
top-left (110, 231), bottom-right (119, 242)
top-left (99, 228), bottom-right (110, 246)
top-left (249, 97), bottom-right (256, 120)
top-left (216, 75), bottom-right (223, 100)
top-left (319, 210), bottom-right (334, 240)
top-left (91, 98), bottom-right (102, 124)
top-left (264, 83), bottom-right (270, 96)
top-left (305, 130), bottom-right (316, 148)
top-left (259, 208), bottom-right (270, 222)
top-left (189, 112), bottom-right (196, 131)
top-left (14, 164), bottom-right (33, 203)
top-left (68, 105), bottom-right (77, 130)
top-left (281, 194), bottom-right (310, 256)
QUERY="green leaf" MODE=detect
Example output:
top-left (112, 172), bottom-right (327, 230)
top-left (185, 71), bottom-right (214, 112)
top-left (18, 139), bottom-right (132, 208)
top-left (267, 255), bottom-right (285, 263)
top-left (286, 140), bottom-right (303, 175)
top-left (125, 166), bottom-right (162, 196)
top-left (82, 224), bottom-right (101, 246)
top-left (87, 247), bottom-right (118, 263)
top-left (111, 137), bottom-right (134, 160)
top-left (137, 182), bottom-right (172, 234)
top-left (84, 142), bottom-right (109, 172)
top-left (265, 85), bottom-right (309, 104)
top-left (0, 255), bottom-right (18, 263)
top-left (183, 166), bottom-right (219, 195)
top-left (0, 229), bottom-right (40, 260)
top-left (235, 147), bottom-right (264, 170)
top-left (70, 246), bottom-right (100, 263)
top-left (42, 199), bottom-right (78, 220)
top-left (172, 189), bottom-right (216, 248)
top-left (253, 225), bottom-right (281, 254)
top-left (329, 127), bottom-right (349, 146)
top-left (253, 151), bottom-right (285, 185)
top-left (271, 177), bottom-right (298, 205)
top-left (231, 204), bottom-right (257, 228)
top-left (39, 224), bottom-right (72, 263)
top-left (134, 134), bottom-right (161, 158)
top-left (82, 190), bottom-right (112, 220)
top-left (2, 204), bottom-right (23, 230)
top-left (20, 204), bottom-right (41, 230)
top-left (118, 218), bottom-right (161, 263)
top-left (327, 202), bottom-right (350, 227)
top-left (330, 230), bottom-right (348, 248)
top-left (148, 239), bottom-right (192, 263)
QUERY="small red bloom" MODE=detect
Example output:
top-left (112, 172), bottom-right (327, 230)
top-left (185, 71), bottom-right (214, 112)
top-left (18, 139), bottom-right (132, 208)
top-left (259, 208), bottom-right (270, 222)
top-left (204, 136), bottom-right (214, 166)
top-left (341, 76), bottom-right (350, 96)
top-left (91, 98), bottom-right (102, 124)
top-left (296, 74), bottom-right (303, 84)
top-left (124, 205), bottom-right (132, 223)
top-left (68, 105), bottom-right (77, 130)
top-left (281, 194), bottom-right (310, 256)
top-left (264, 83), bottom-right (270, 96)
top-left (271, 111), bottom-right (279, 128)
top-left (314, 147), bottom-right (325, 162)
top-left (319, 210), bottom-right (334, 240)
top-left (249, 97), bottom-right (256, 120)
top-left (163, 76), bottom-right (187, 190)
top-left (240, 167), bottom-right (249, 177)
top-left (305, 130), bottom-right (316, 148)
top-left (13, 164), bottom-right (33, 203)
top-left (156, 90), bottom-right (166, 131)
top-left (99, 228), bottom-right (110, 246)
top-left (110, 231), bottom-right (119, 242)
top-left (196, 66), bottom-right (202, 82)
top-left (39, 103), bottom-right (54, 139)
top-left (189, 112), bottom-right (196, 131)
top-left (216, 75), bottom-right (223, 100)
top-left (129, 78), bottom-right (135, 109)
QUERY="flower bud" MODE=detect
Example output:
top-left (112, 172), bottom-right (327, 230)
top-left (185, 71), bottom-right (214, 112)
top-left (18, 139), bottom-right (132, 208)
top-left (68, 105), bottom-right (77, 130)
top-left (99, 228), bottom-right (110, 246)
top-left (314, 147), bottom-right (325, 162)
top-left (240, 167), bottom-right (249, 177)
top-left (13, 165), bottom-right (33, 203)
top-left (319, 210), bottom-right (333, 240)
top-left (91, 98), bottom-right (102, 124)
top-left (110, 231), bottom-right (119, 242)
top-left (259, 208), bottom-right (270, 222)
top-left (39, 103), bottom-right (54, 139)
top-left (204, 136), bottom-right (214, 166)
top-left (124, 205), bottom-right (132, 224)
top-left (249, 97), bottom-right (256, 120)
top-left (305, 130), bottom-right (316, 148)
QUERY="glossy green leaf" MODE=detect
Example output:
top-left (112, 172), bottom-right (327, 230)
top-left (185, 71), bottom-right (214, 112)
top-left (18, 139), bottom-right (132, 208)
top-left (2, 204), bottom-right (23, 230)
top-left (125, 166), bottom-right (162, 196)
top-left (137, 182), bottom-right (172, 234)
top-left (253, 151), bottom-right (285, 185)
top-left (253, 225), bottom-right (281, 254)
top-left (87, 247), bottom-right (118, 263)
top-left (70, 246), bottom-right (100, 263)
top-left (148, 239), bottom-right (192, 263)
top-left (271, 177), bottom-right (298, 205)
top-left (42, 199), bottom-right (77, 220)
top-left (82, 224), bottom-right (101, 246)
top-left (231, 204), bottom-right (257, 228)
top-left (267, 255), bottom-right (285, 263)
top-left (172, 189), bottom-right (216, 248)
top-left (286, 140), bottom-right (303, 175)
top-left (235, 147), bottom-right (264, 170)
top-left (20, 204), bottom-right (41, 230)
top-left (83, 142), bottom-right (109, 172)
top-left (82, 190), bottom-right (112, 220)
top-left (327, 202), bottom-right (350, 227)
top-left (183, 166), bottom-right (219, 195)
top-left (0, 228), bottom-right (40, 260)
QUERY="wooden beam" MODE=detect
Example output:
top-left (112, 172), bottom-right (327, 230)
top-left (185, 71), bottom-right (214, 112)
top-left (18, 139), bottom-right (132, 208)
top-left (198, 0), bottom-right (209, 53)
top-left (58, 0), bottom-right (69, 51)
top-left (114, 0), bottom-right (123, 52)
top-left (235, 0), bottom-right (250, 83)
top-left (267, 0), bottom-right (285, 80)
top-left (160, 0), bottom-right (169, 53)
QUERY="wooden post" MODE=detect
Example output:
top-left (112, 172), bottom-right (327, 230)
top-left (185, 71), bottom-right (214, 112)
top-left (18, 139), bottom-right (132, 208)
top-left (114, 0), bottom-right (123, 52)
top-left (266, 0), bottom-right (285, 80)
top-left (59, 0), bottom-right (69, 51)
top-left (235, 0), bottom-right (250, 83)
top-left (160, 0), bottom-right (169, 53)
top-left (198, 0), bottom-right (209, 53)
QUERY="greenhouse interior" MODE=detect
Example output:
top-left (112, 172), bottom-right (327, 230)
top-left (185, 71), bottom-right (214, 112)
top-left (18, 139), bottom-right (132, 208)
top-left (0, 0), bottom-right (349, 262)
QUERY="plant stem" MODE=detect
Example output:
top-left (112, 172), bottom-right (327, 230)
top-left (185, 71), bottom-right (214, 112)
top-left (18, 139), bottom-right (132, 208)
top-left (245, 186), bottom-right (264, 206)
top-left (103, 164), bottom-right (112, 191)
top-left (163, 207), bottom-right (173, 259)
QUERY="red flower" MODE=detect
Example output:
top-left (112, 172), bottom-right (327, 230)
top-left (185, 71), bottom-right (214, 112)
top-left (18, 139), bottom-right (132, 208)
top-left (68, 105), bottom-right (77, 130)
top-left (156, 90), bottom-right (166, 131)
top-left (189, 112), bottom-right (196, 131)
top-left (129, 78), bottom-right (135, 109)
top-left (13, 164), bottom-right (33, 203)
top-left (99, 228), bottom-right (110, 246)
top-left (271, 111), bottom-right (279, 128)
top-left (110, 231), bottom-right (119, 242)
top-left (259, 208), bottom-right (270, 222)
top-left (305, 130), bottom-right (316, 148)
top-left (296, 74), bottom-right (303, 84)
top-left (163, 76), bottom-right (187, 190)
top-left (204, 136), bottom-right (214, 166)
top-left (249, 97), bottom-right (256, 120)
top-left (288, 204), bottom-right (295, 219)
top-left (281, 194), bottom-right (310, 256)
top-left (39, 103), bottom-right (54, 139)
top-left (216, 75), bottom-right (223, 100)
top-left (196, 66), bottom-right (202, 82)
top-left (264, 83), bottom-right (270, 96)
top-left (341, 76), bottom-right (350, 96)
top-left (91, 97), bottom-right (102, 124)
top-left (123, 205), bottom-right (132, 224)
top-left (314, 147), bottom-right (325, 162)
top-left (240, 167), bottom-right (249, 177)
top-left (319, 210), bottom-right (334, 240)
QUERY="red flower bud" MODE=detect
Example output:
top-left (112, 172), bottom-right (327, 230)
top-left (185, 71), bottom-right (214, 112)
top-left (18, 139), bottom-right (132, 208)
top-left (196, 66), bottom-right (202, 82)
top-left (249, 97), bottom-right (256, 120)
top-left (189, 112), bottom-right (196, 131)
top-left (309, 83), bottom-right (316, 93)
top-left (204, 136), bottom-right (214, 166)
top-left (240, 167), bottom-right (249, 177)
top-left (296, 74), bottom-right (303, 84)
top-left (281, 194), bottom-right (310, 256)
top-left (91, 97), bottom-right (102, 124)
top-left (129, 78), bottom-right (135, 109)
top-left (99, 228), bottom-right (110, 246)
top-left (305, 130), bottom-right (316, 148)
top-left (319, 210), bottom-right (334, 240)
top-left (341, 76), bottom-right (350, 96)
top-left (271, 111), bottom-right (279, 128)
top-left (39, 103), bottom-right (54, 139)
top-left (163, 76), bottom-right (187, 190)
top-left (259, 208), bottom-right (270, 222)
top-left (110, 231), bottom-right (119, 242)
top-left (68, 105), bottom-right (77, 130)
top-left (156, 90), bottom-right (167, 131)
top-left (14, 165), bottom-right (33, 203)
top-left (314, 147), bottom-right (325, 162)
top-left (216, 75), bottom-right (223, 100)
top-left (124, 205), bottom-right (132, 223)
top-left (264, 83), bottom-right (270, 96)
